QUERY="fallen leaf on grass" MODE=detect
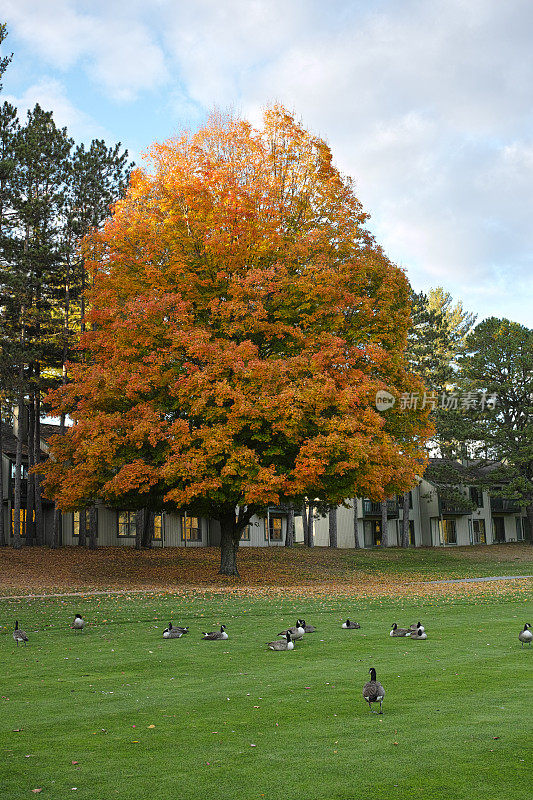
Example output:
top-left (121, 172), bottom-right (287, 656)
top-left (147, 725), bottom-right (155, 729)
top-left (31, 791), bottom-right (42, 794)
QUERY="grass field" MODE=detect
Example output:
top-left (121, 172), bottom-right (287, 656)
top-left (2, 573), bottom-right (532, 800)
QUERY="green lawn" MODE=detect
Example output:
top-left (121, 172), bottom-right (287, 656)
top-left (1, 589), bottom-right (532, 800)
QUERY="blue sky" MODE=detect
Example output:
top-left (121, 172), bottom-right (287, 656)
top-left (2, 0), bottom-right (532, 327)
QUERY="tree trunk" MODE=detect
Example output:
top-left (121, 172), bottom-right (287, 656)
top-left (0, 409), bottom-right (5, 546)
top-left (52, 506), bottom-right (62, 548)
top-left (284, 504), bottom-right (294, 547)
top-left (301, 502), bottom-right (309, 546)
top-left (219, 513), bottom-right (240, 576)
top-left (328, 506), bottom-right (338, 548)
top-left (25, 394), bottom-right (35, 546)
top-left (142, 509), bottom-right (154, 548)
top-left (88, 505), bottom-right (97, 549)
top-left (526, 502), bottom-right (533, 545)
top-left (307, 503), bottom-right (314, 547)
top-left (78, 508), bottom-right (87, 547)
top-left (352, 498), bottom-right (361, 548)
top-left (380, 500), bottom-right (388, 548)
top-left (135, 509), bottom-right (143, 549)
top-left (401, 491), bottom-right (410, 548)
top-left (33, 383), bottom-right (44, 545)
top-left (12, 393), bottom-right (24, 549)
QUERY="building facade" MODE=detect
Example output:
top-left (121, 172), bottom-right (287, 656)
top-left (1, 422), bottom-right (528, 548)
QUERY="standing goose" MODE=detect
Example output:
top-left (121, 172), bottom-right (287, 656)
top-left (409, 622), bottom-right (425, 634)
top-left (163, 622), bottom-right (183, 639)
top-left (362, 667), bottom-right (385, 714)
top-left (267, 632), bottom-right (294, 651)
top-left (342, 619), bottom-right (361, 629)
top-left (277, 620), bottom-right (305, 641)
top-left (390, 623), bottom-right (410, 637)
top-left (202, 625), bottom-right (228, 641)
top-left (71, 614), bottom-right (85, 632)
top-left (409, 628), bottom-right (427, 640)
top-left (13, 621), bottom-right (28, 646)
top-left (518, 623), bottom-right (532, 647)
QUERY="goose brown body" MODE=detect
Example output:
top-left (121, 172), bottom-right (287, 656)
top-left (518, 623), bottom-right (532, 646)
top-left (202, 625), bottom-right (228, 640)
top-left (13, 621), bottom-right (28, 645)
top-left (362, 668), bottom-right (385, 713)
top-left (390, 623), bottom-right (410, 637)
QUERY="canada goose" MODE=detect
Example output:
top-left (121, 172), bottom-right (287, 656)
top-left (409, 628), bottom-right (427, 640)
top-left (409, 622), bottom-right (425, 634)
top-left (267, 632), bottom-right (294, 651)
top-left (362, 667), bottom-right (385, 714)
top-left (301, 620), bottom-right (316, 633)
top-left (342, 619), bottom-right (361, 629)
top-left (390, 623), bottom-right (410, 637)
top-left (163, 622), bottom-right (183, 639)
top-left (518, 623), bottom-right (532, 647)
top-left (277, 620), bottom-right (305, 641)
top-left (202, 625), bottom-right (228, 641)
top-left (13, 620), bottom-right (28, 646)
top-left (71, 614), bottom-right (85, 632)
top-left (173, 626), bottom-right (189, 635)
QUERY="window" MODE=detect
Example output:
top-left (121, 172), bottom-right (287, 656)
top-left (11, 508), bottom-right (31, 536)
top-left (364, 519), bottom-right (382, 547)
top-left (240, 525), bottom-right (250, 541)
top-left (516, 517), bottom-right (525, 541)
top-left (72, 511), bottom-right (81, 537)
top-left (181, 515), bottom-right (201, 542)
top-left (153, 514), bottom-right (162, 540)
top-left (118, 511), bottom-right (136, 537)
top-left (440, 518), bottom-right (457, 545)
top-left (269, 516), bottom-right (283, 541)
top-left (469, 487), bottom-right (482, 507)
top-left (10, 462), bottom-right (28, 480)
top-left (472, 519), bottom-right (486, 544)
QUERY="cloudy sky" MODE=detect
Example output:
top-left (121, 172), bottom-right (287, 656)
top-left (2, 0), bottom-right (532, 326)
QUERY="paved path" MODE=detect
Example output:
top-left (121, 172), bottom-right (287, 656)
top-left (427, 574), bottom-right (533, 584)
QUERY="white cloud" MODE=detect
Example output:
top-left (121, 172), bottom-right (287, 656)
top-left (4, 78), bottom-right (109, 143)
top-left (3, 0), bottom-right (533, 322)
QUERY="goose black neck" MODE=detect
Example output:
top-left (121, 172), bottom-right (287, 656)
top-left (369, 668), bottom-right (376, 681)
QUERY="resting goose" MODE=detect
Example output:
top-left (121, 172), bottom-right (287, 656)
top-left (518, 623), bottom-right (532, 647)
top-left (409, 628), bottom-right (427, 640)
top-left (362, 667), bottom-right (385, 714)
top-left (301, 620), bottom-right (316, 633)
top-left (277, 620), bottom-right (305, 641)
top-left (71, 614), bottom-right (85, 632)
top-left (390, 623), bottom-right (410, 637)
top-left (267, 632), bottom-right (294, 651)
top-left (409, 622), bottom-right (425, 634)
top-left (202, 625), bottom-right (228, 641)
top-left (13, 620), bottom-right (28, 646)
top-left (163, 622), bottom-right (183, 639)
top-left (342, 619), bottom-right (361, 629)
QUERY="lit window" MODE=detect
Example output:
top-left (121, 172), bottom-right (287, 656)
top-left (240, 525), bottom-right (250, 541)
top-left (118, 511), bottom-right (136, 537)
top-left (153, 514), bottom-right (162, 540)
top-left (268, 516), bottom-right (283, 541)
top-left (440, 519), bottom-right (457, 544)
top-left (181, 516), bottom-right (201, 542)
top-left (473, 519), bottom-right (486, 544)
top-left (11, 508), bottom-right (31, 536)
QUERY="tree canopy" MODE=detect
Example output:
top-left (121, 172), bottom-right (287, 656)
top-left (40, 107), bottom-right (432, 574)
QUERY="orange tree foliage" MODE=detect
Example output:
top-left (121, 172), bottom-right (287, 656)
top-left (40, 107), bottom-right (432, 575)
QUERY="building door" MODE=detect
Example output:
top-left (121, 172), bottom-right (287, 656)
top-left (492, 517), bottom-right (505, 543)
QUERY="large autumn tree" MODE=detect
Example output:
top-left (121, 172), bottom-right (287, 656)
top-left (41, 107), bottom-right (432, 575)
